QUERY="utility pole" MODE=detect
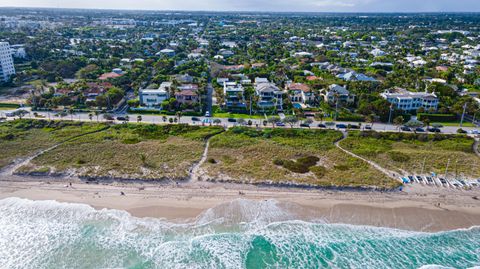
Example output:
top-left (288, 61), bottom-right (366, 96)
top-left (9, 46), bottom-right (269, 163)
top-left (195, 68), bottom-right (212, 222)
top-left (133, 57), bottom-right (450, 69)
top-left (388, 104), bottom-right (393, 124)
top-left (460, 103), bottom-right (467, 127)
top-left (249, 95), bottom-right (252, 116)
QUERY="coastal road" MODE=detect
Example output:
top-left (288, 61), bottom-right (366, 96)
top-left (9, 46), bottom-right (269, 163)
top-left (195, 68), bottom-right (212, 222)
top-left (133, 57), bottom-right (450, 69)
top-left (2, 108), bottom-right (479, 136)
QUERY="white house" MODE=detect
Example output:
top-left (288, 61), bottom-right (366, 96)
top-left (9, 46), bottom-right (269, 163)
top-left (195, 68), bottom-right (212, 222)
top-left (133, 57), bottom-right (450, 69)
top-left (139, 82), bottom-right (172, 108)
top-left (380, 87), bottom-right (438, 112)
top-left (371, 48), bottom-right (386, 57)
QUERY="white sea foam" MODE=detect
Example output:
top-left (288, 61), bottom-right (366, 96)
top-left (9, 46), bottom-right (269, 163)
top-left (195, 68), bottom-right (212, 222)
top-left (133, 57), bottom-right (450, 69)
top-left (1, 197), bottom-right (480, 269)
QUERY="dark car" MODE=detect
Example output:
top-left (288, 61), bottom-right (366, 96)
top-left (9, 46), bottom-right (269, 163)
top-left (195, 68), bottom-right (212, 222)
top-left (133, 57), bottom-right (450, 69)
top-left (415, 127), bottom-right (425, 132)
top-left (364, 125), bottom-right (372, 130)
top-left (336, 124), bottom-right (347, 129)
top-left (116, 116), bottom-right (126, 121)
top-left (428, 127), bottom-right (441, 133)
top-left (300, 123), bottom-right (310, 128)
top-left (191, 117), bottom-right (201, 122)
top-left (400, 126), bottom-right (411, 132)
top-left (276, 122), bottom-right (286, 127)
top-left (317, 123), bottom-right (327, 128)
top-left (348, 124), bottom-right (360, 129)
top-left (227, 118), bottom-right (237, 123)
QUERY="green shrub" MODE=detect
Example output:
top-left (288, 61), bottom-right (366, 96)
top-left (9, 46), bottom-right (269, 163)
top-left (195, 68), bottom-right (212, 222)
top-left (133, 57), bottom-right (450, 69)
top-left (388, 151), bottom-right (410, 162)
top-left (282, 160), bottom-right (310, 174)
top-left (207, 158), bottom-right (217, 164)
top-left (310, 166), bottom-right (326, 178)
top-left (334, 164), bottom-right (350, 171)
top-left (273, 158), bottom-right (284, 166)
top-left (297, 156), bottom-right (320, 167)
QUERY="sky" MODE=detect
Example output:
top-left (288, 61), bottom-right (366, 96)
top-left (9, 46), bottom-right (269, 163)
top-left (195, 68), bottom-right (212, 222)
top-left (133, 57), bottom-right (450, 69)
top-left (2, 0), bottom-right (480, 12)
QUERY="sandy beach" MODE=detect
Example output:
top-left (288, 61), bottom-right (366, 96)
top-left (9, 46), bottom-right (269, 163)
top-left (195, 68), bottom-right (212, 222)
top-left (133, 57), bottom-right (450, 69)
top-left (1, 174), bottom-right (480, 232)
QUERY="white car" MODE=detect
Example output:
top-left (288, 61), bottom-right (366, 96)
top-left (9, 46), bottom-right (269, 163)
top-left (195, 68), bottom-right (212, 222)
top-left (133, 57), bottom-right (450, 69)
top-left (468, 129), bottom-right (479, 134)
top-left (205, 111), bottom-right (211, 117)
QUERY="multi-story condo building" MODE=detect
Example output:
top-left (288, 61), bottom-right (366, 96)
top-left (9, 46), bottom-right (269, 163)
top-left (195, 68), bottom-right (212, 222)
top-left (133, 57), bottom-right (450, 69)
top-left (381, 87), bottom-right (439, 112)
top-left (0, 42), bottom-right (15, 82)
top-left (223, 82), bottom-right (247, 112)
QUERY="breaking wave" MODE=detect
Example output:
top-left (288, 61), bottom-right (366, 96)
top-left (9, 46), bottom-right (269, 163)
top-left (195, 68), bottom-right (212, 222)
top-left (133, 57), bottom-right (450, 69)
top-left (0, 197), bottom-right (479, 269)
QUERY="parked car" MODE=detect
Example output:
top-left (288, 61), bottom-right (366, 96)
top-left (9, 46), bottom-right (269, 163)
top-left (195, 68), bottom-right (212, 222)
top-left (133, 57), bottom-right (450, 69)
top-left (400, 126), bottom-right (411, 132)
top-left (191, 117), bottom-right (201, 122)
top-left (428, 127), bottom-right (441, 133)
top-left (205, 111), bottom-right (211, 117)
top-left (468, 129), bottom-right (479, 135)
top-left (116, 116), bottom-right (126, 121)
top-left (415, 127), bottom-right (425, 132)
top-left (336, 124), bottom-right (347, 129)
top-left (276, 122), bottom-right (286, 127)
top-left (317, 123), bottom-right (327, 128)
top-left (227, 118), bottom-right (237, 123)
top-left (300, 123), bottom-right (310, 128)
top-left (364, 125), bottom-right (372, 130)
top-left (348, 124), bottom-right (360, 129)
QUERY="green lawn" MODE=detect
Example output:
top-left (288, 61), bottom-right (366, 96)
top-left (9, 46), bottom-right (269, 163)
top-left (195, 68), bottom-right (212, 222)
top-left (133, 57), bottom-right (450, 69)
top-left (340, 131), bottom-right (480, 178)
top-left (213, 112), bottom-right (266, 119)
top-left (201, 127), bottom-right (400, 188)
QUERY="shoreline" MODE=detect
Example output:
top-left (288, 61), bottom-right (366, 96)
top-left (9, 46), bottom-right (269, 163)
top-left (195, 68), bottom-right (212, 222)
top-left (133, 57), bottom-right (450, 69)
top-left (1, 175), bottom-right (480, 232)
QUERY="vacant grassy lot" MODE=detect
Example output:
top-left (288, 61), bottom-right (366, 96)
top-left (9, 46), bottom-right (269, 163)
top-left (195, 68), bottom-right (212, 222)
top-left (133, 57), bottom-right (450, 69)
top-left (20, 123), bottom-right (223, 180)
top-left (0, 119), bottom-right (106, 169)
top-left (201, 127), bottom-right (400, 188)
top-left (340, 131), bottom-right (480, 178)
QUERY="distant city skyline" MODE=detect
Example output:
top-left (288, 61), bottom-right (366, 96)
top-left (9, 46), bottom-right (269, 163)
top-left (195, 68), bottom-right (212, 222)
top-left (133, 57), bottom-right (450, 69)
top-left (2, 0), bottom-right (480, 12)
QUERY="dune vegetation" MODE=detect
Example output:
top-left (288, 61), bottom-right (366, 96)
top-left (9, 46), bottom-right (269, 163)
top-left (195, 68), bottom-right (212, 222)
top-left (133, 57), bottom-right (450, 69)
top-left (340, 131), bottom-right (480, 179)
top-left (201, 127), bottom-right (400, 188)
top-left (13, 121), bottom-right (223, 180)
top-left (0, 119), bottom-right (107, 169)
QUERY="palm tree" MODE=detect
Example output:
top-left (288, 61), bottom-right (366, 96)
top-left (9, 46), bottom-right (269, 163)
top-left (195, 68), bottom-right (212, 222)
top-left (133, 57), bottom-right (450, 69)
top-left (393, 116), bottom-right (404, 130)
top-left (175, 111), bottom-right (183, 123)
top-left (94, 111), bottom-right (100, 122)
top-left (137, 115), bottom-right (142, 123)
top-left (124, 115), bottom-right (130, 123)
top-left (213, 118), bottom-right (222, 125)
top-left (68, 108), bottom-right (75, 121)
top-left (88, 113), bottom-right (93, 121)
top-left (162, 116), bottom-right (167, 123)
top-left (365, 114), bottom-right (375, 128)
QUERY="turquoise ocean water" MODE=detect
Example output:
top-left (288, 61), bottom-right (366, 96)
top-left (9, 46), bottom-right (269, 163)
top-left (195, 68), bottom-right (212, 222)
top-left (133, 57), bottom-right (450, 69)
top-left (0, 197), bottom-right (479, 269)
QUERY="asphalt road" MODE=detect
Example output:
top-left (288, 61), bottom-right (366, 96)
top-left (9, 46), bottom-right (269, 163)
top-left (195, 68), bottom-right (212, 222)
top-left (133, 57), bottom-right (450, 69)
top-left (2, 108), bottom-right (479, 136)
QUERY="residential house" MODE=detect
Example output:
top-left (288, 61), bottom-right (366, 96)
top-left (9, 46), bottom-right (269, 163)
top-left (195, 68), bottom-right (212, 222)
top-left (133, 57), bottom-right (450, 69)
top-left (139, 82), bottom-right (172, 108)
top-left (286, 83), bottom-right (315, 105)
top-left (380, 87), bottom-right (439, 112)
top-left (175, 90), bottom-right (199, 105)
top-left (323, 84), bottom-right (355, 105)
top-left (337, 71), bottom-right (376, 82)
top-left (255, 80), bottom-right (284, 111)
top-left (223, 82), bottom-right (247, 112)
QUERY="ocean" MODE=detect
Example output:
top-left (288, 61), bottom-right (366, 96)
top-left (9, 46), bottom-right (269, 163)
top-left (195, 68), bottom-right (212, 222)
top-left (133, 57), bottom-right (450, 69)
top-left (0, 197), bottom-right (479, 269)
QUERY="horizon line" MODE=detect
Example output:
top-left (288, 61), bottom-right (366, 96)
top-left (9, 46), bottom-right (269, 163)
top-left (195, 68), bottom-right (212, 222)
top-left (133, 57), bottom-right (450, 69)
top-left (1, 6), bottom-right (480, 14)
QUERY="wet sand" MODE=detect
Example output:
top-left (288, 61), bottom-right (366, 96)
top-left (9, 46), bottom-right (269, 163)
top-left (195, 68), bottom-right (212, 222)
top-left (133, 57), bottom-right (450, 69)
top-left (1, 177), bottom-right (480, 232)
